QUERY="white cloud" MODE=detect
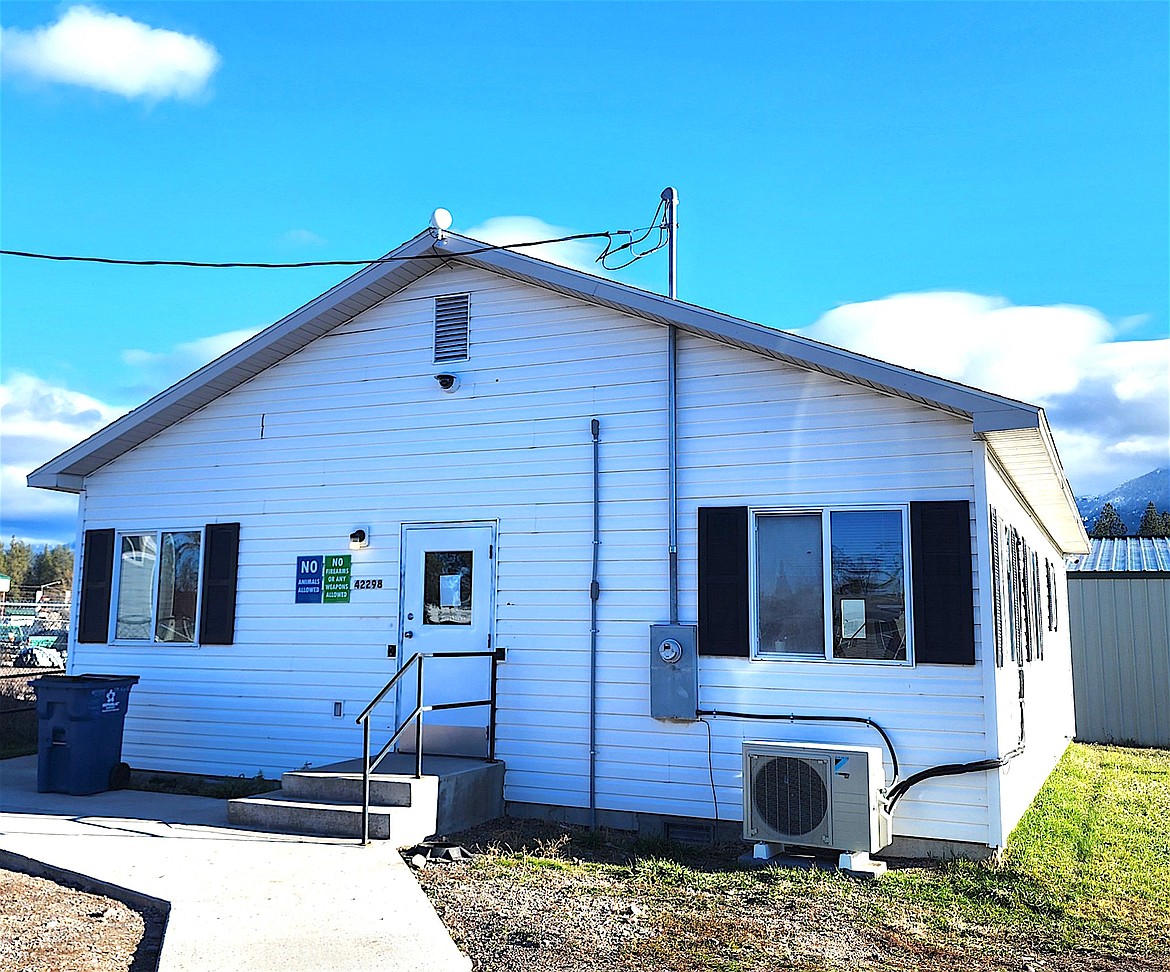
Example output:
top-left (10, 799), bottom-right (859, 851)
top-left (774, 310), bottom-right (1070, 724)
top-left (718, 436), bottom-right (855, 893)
top-left (464, 216), bottom-right (608, 274)
top-left (3, 325), bottom-right (259, 543)
top-left (1, 5), bottom-right (219, 101)
top-left (121, 327), bottom-right (261, 396)
top-left (0, 374), bottom-right (126, 544)
top-left (798, 292), bottom-right (1169, 497)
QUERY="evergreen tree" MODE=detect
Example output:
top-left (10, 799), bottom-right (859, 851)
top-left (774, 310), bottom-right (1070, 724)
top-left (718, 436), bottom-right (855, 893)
top-left (0, 539), bottom-right (34, 589)
top-left (1137, 502), bottom-right (1170, 537)
top-left (1089, 502), bottom-right (1128, 538)
top-left (29, 544), bottom-right (74, 599)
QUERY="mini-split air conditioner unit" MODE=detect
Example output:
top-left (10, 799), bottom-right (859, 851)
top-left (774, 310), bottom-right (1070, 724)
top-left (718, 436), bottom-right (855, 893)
top-left (742, 741), bottom-right (892, 856)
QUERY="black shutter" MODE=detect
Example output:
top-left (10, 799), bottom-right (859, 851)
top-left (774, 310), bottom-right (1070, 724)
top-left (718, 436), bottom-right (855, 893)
top-left (910, 501), bottom-right (975, 665)
top-left (697, 507), bottom-right (750, 657)
top-left (199, 523), bottom-right (240, 645)
top-left (1032, 551), bottom-right (1044, 660)
top-left (1023, 545), bottom-right (1034, 662)
top-left (990, 508), bottom-right (1004, 668)
top-left (78, 529), bottom-right (115, 643)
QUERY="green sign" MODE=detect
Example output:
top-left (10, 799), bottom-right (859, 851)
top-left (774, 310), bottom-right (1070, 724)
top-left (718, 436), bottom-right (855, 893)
top-left (322, 554), bottom-right (352, 603)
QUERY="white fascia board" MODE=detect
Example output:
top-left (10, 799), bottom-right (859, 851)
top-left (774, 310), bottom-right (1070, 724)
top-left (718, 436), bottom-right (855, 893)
top-left (982, 422), bottom-right (1089, 556)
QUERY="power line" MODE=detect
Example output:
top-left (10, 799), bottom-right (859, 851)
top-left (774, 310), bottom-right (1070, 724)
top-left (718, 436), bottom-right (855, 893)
top-left (0, 224), bottom-right (668, 270)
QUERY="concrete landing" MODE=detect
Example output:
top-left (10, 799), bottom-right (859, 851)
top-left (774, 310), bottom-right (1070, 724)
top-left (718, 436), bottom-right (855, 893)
top-left (0, 755), bottom-right (471, 972)
top-left (228, 754), bottom-right (504, 843)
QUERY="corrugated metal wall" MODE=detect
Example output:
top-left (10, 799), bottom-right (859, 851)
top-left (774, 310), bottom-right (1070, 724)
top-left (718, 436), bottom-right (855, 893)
top-left (1067, 576), bottom-right (1170, 748)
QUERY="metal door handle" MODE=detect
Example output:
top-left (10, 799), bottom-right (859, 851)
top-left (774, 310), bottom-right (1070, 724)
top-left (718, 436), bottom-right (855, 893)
top-left (403, 630), bottom-right (413, 639)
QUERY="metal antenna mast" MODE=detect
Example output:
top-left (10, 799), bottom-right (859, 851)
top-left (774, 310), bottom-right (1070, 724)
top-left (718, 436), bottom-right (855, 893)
top-left (662, 187), bottom-right (680, 624)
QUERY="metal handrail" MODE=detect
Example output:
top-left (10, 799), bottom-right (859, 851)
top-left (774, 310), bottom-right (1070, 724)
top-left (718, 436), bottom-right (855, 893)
top-left (355, 649), bottom-right (498, 844)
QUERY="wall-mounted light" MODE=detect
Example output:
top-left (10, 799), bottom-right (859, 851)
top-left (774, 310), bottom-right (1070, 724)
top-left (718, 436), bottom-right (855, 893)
top-left (349, 527), bottom-right (370, 550)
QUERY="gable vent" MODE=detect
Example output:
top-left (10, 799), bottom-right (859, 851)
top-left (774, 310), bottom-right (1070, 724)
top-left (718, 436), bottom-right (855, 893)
top-left (434, 294), bottom-right (470, 362)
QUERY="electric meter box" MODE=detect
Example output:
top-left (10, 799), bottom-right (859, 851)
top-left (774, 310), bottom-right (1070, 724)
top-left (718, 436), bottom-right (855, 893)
top-left (649, 624), bottom-right (697, 721)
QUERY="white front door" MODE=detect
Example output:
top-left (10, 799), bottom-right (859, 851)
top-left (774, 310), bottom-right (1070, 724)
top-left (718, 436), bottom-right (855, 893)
top-left (397, 523), bottom-right (495, 757)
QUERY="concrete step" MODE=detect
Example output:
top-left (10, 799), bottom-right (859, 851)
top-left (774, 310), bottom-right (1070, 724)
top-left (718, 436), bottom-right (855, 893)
top-left (227, 755), bottom-right (506, 843)
top-left (227, 792), bottom-right (435, 844)
top-left (281, 769), bottom-right (430, 807)
top-left (307, 756), bottom-right (506, 836)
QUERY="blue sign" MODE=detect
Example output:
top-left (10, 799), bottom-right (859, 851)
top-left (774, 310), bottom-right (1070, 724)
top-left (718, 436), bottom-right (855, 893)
top-left (296, 555), bottom-right (323, 603)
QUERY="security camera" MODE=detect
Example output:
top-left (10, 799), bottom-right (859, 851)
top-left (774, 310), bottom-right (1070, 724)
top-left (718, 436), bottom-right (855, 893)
top-left (434, 373), bottom-right (460, 393)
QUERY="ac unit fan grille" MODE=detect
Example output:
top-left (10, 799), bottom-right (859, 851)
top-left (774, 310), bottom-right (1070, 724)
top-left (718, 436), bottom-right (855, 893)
top-left (752, 756), bottom-right (828, 837)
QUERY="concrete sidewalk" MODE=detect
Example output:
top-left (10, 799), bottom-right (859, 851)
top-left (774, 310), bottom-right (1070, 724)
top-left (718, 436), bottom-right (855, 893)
top-left (0, 756), bottom-right (471, 972)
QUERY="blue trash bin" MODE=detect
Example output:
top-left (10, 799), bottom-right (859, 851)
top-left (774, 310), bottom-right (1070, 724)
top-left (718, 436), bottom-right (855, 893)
top-left (33, 674), bottom-right (140, 795)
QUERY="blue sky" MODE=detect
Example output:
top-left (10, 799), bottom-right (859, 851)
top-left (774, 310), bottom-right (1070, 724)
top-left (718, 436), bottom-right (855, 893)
top-left (2, 1), bottom-right (1167, 544)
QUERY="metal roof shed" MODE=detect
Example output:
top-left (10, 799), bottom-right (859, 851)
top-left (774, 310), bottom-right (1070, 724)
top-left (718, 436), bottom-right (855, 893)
top-left (1067, 538), bottom-right (1170, 748)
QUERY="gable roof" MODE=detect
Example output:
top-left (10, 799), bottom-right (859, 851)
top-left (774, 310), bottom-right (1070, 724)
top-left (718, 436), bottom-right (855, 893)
top-left (28, 229), bottom-right (1090, 554)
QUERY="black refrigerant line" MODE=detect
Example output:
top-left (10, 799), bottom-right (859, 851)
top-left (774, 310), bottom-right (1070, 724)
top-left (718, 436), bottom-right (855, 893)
top-left (888, 670), bottom-right (1028, 811)
top-left (699, 702), bottom-right (1029, 814)
top-left (697, 709), bottom-right (902, 786)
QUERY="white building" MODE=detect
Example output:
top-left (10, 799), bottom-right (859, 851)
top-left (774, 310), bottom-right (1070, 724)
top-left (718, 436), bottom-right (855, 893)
top-left (30, 229), bottom-right (1089, 857)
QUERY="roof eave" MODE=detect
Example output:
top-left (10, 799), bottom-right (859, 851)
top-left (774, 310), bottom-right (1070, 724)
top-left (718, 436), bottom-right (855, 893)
top-left (981, 415), bottom-right (1090, 556)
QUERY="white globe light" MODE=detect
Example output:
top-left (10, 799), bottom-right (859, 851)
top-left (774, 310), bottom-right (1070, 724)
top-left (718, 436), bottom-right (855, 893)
top-left (429, 208), bottom-right (453, 231)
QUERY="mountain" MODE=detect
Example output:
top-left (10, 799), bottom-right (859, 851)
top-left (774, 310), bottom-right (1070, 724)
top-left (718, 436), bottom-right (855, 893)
top-left (1076, 468), bottom-right (1170, 535)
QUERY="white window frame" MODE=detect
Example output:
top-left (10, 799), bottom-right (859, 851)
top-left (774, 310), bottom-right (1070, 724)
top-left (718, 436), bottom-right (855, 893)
top-left (108, 527), bottom-right (205, 646)
top-left (749, 505), bottom-right (914, 666)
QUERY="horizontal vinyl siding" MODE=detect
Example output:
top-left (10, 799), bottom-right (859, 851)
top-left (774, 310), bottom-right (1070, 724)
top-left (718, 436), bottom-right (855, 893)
top-left (77, 264), bottom-right (988, 844)
top-left (984, 459), bottom-right (1076, 840)
top-left (80, 268), bottom-right (664, 784)
top-left (658, 331), bottom-right (989, 843)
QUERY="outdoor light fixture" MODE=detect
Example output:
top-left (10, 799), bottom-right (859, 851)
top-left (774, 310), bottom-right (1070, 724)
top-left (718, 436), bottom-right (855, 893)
top-left (349, 528), bottom-right (369, 550)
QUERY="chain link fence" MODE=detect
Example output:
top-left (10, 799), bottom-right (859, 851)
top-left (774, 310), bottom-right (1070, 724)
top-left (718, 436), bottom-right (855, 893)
top-left (1, 599), bottom-right (69, 755)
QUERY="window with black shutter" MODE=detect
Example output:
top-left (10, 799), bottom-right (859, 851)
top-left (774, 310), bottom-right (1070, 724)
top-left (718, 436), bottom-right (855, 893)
top-left (81, 522), bottom-right (241, 646)
top-left (698, 502), bottom-right (979, 666)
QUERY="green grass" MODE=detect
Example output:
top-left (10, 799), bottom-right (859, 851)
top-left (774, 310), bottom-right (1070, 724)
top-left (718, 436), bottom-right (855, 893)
top-left (447, 743), bottom-right (1170, 964)
top-left (868, 744), bottom-right (1170, 949)
top-left (127, 769), bottom-right (281, 800)
top-left (1002, 743), bottom-right (1170, 940)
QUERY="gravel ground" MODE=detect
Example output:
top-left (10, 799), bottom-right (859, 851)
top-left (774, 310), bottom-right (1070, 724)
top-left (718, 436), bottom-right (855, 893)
top-left (412, 819), bottom-right (1168, 972)
top-left (0, 867), bottom-right (164, 972)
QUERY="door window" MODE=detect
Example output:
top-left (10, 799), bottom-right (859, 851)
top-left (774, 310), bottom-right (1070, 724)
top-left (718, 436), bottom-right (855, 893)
top-left (423, 551), bottom-right (473, 625)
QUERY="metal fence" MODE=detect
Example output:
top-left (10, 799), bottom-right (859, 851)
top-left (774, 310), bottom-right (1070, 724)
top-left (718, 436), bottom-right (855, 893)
top-left (1067, 575), bottom-right (1170, 749)
top-left (1, 599), bottom-right (70, 666)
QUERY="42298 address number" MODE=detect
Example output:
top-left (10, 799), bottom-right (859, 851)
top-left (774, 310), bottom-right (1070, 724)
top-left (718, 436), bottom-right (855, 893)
top-left (353, 579), bottom-right (383, 590)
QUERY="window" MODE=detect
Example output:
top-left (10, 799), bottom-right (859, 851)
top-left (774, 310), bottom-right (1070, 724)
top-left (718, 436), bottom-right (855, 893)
top-left (78, 523), bottom-right (240, 646)
top-left (752, 508), bottom-right (911, 663)
top-left (113, 530), bottom-right (203, 643)
top-left (423, 550), bottom-right (474, 625)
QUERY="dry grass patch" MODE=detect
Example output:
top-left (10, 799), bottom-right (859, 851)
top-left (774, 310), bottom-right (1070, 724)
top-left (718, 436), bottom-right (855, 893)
top-left (416, 744), bottom-right (1170, 971)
